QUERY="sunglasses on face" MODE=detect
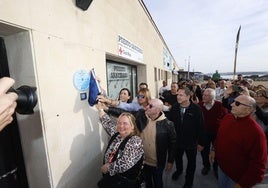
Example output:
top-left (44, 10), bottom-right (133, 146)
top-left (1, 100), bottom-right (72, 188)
top-left (234, 100), bottom-right (252, 107)
top-left (147, 104), bottom-right (153, 109)
top-left (137, 94), bottom-right (145, 99)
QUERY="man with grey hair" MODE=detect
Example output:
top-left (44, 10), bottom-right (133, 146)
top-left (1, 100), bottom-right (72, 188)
top-left (210, 95), bottom-right (267, 188)
top-left (198, 88), bottom-right (227, 178)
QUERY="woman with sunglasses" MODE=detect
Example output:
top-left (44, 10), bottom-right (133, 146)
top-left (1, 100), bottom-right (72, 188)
top-left (98, 88), bottom-right (151, 112)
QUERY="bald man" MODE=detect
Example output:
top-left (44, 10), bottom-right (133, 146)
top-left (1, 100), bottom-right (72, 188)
top-left (210, 95), bottom-right (267, 188)
top-left (135, 98), bottom-right (176, 188)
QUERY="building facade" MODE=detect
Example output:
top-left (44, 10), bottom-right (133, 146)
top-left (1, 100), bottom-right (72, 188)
top-left (0, 0), bottom-right (178, 187)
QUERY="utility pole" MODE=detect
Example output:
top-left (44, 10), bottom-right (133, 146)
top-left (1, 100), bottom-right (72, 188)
top-left (233, 26), bottom-right (241, 80)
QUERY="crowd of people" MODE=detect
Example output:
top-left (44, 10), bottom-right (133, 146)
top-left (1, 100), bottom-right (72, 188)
top-left (1, 75), bottom-right (268, 188)
top-left (95, 74), bottom-right (268, 188)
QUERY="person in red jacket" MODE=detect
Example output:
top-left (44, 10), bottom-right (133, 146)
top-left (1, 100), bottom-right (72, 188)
top-left (210, 94), bottom-right (267, 188)
top-left (198, 88), bottom-right (227, 178)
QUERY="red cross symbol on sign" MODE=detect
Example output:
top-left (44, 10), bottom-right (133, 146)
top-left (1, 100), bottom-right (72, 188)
top-left (119, 47), bottom-right (123, 55)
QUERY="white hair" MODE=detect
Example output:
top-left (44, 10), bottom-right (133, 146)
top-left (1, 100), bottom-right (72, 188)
top-left (205, 88), bottom-right (216, 100)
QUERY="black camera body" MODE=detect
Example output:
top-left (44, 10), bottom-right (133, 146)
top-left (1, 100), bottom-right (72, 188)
top-left (8, 86), bottom-right (38, 114)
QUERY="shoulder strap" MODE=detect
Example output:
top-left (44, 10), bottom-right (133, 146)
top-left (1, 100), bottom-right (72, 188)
top-left (118, 135), bottom-right (132, 151)
top-left (105, 132), bottom-right (120, 153)
top-left (104, 132), bottom-right (133, 163)
top-left (112, 135), bottom-right (132, 162)
top-left (105, 132), bottom-right (132, 155)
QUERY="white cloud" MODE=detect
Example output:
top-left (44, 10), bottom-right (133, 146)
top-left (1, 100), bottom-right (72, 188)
top-left (143, 0), bottom-right (268, 73)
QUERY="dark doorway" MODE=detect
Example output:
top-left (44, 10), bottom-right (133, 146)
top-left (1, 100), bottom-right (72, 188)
top-left (0, 37), bottom-right (29, 188)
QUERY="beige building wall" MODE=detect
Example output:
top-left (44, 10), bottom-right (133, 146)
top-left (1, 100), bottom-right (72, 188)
top-left (0, 0), bottom-right (177, 187)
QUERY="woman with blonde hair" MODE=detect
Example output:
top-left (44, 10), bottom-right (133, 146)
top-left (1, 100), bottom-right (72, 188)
top-left (96, 106), bottom-right (144, 188)
top-left (98, 88), bottom-right (151, 111)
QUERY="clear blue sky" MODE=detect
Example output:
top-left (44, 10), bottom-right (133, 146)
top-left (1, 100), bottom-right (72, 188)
top-left (143, 0), bottom-right (268, 74)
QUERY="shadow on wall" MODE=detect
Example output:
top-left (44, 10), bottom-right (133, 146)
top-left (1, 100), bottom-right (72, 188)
top-left (56, 93), bottom-right (106, 188)
top-left (56, 134), bottom-right (103, 188)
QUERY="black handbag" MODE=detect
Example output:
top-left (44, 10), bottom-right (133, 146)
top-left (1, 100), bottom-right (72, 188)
top-left (97, 174), bottom-right (137, 188)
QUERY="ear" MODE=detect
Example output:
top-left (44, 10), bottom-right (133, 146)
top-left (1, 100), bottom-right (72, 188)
top-left (249, 107), bottom-right (255, 114)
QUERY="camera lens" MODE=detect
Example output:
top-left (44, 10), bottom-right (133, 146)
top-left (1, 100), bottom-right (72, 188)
top-left (8, 86), bottom-right (38, 114)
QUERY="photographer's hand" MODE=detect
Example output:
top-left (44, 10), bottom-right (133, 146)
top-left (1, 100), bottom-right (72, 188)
top-left (0, 77), bottom-right (18, 131)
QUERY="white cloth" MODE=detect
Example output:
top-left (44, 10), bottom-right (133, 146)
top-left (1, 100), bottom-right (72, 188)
top-left (159, 85), bottom-right (170, 96)
top-left (215, 87), bottom-right (226, 101)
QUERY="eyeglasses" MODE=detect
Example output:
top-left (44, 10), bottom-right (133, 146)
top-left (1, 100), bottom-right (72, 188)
top-left (148, 104), bottom-right (153, 109)
top-left (234, 100), bottom-right (252, 107)
top-left (137, 94), bottom-right (145, 99)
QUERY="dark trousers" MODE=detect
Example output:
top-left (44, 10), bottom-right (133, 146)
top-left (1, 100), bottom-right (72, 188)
top-left (174, 147), bottom-right (197, 185)
top-left (201, 132), bottom-right (218, 170)
top-left (143, 164), bottom-right (164, 188)
top-left (0, 173), bottom-right (19, 188)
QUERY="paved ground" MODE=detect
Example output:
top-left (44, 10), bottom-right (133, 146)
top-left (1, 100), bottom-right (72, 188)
top-left (163, 152), bottom-right (268, 188)
top-left (163, 152), bottom-right (217, 188)
top-left (254, 173), bottom-right (268, 188)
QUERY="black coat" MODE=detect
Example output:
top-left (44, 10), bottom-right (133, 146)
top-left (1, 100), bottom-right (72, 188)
top-left (167, 101), bottom-right (205, 149)
top-left (107, 107), bottom-right (177, 168)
